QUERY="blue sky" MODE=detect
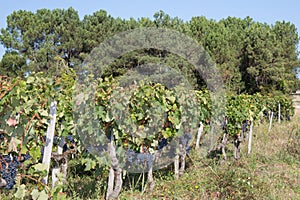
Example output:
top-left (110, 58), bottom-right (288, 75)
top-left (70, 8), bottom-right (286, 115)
top-left (0, 0), bottom-right (299, 59)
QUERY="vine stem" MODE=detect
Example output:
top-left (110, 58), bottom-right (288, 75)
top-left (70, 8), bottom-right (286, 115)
top-left (19, 174), bottom-right (51, 193)
top-left (0, 77), bottom-right (19, 99)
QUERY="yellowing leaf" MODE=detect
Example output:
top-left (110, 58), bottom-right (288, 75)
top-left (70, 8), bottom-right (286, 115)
top-left (26, 76), bottom-right (35, 83)
top-left (14, 184), bottom-right (26, 199)
top-left (31, 189), bottom-right (48, 200)
top-left (33, 163), bottom-right (48, 172)
top-left (167, 96), bottom-right (176, 103)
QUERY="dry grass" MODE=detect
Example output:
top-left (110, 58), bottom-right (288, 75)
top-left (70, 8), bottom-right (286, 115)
top-left (249, 117), bottom-right (300, 199)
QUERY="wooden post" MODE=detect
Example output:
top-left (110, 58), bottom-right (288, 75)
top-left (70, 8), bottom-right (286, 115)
top-left (233, 141), bottom-right (239, 160)
top-left (195, 122), bottom-right (203, 149)
top-left (51, 168), bottom-right (60, 189)
top-left (42, 101), bottom-right (57, 184)
top-left (210, 125), bottom-right (214, 152)
top-left (278, 103), bottom-right (281, 124)
top-left (247, 120), bottom-right (253, 156)
top-left (52, 138), bottom-right (64, 188)
top-left (268, 111), bottom-right (273, 132)
top-left (174, 155), bottom-right (179, 179)
top-left (147, 166), bottom-right (155, 192)
top-left (222, 133), bottom-right (227, 160)
top-left (179, 149), bottom-right (186, 176)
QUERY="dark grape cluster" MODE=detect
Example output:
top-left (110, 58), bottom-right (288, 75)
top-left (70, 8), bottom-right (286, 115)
top-left (136, 153), bottom-right (153, 169)
top-left (22, 152), bottom-right (31, 161)
top-left (39, 135), bottom-right (77, 157)
top-left (242, 120), bottom-right (249, 133)
top-left (53, 136), bottom-right (60, 145)
top-left (179, 133), bottom-right (193, 156)
top-left (179, 133), bottom-right (192, 147)
top-left (125, 149), bottom-right (153, 171)
top-left (0, 152), bottom-right (31, 190)
top-left (186, 146), bottom-right (192, 155)
top-left (66, 135), bottom-right (75, 143)
top-left (0, 133), bottom-right (4, 140)
top-left (158, 138), bottom-right (168, 150)
top-left (0, 155), bottom-right (19, 189)
top-left (125, 149), bottom-right (135, 164)
top-left (63, 135), bottom-right (76, 152)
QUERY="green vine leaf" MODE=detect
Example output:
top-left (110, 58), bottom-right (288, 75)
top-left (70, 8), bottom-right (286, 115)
top-left (33, 163), bottom-right (48, 172)
top-left (26, 76), bottom-right (35, 84)
top-left (14, 184), bottom-right (26, 199)
top-left (31, 189), bottom-right (48, 200)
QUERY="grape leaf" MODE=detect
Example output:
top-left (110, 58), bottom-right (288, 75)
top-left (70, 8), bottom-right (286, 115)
top-left (14, 184), bottom-right (26, 199)
top-left (31, 189), bottom-right (48, 200)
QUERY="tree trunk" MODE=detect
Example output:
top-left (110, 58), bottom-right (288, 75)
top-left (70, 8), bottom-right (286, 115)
top-left (147, 166), bottom-right (155, 192)
top-left (61, 158), bottom-right (68, 183)
top-left (112, 167), bottom-right (123, 199)
top-left (179, 150), bottom-right (186, 176)
top-left (51, 168), bottom-right (60, 188)
top-left (106, 141), bottom-right (123, 200)
top-left (106, 167), bottom-right (115, 200)
top-left (52, 137), bottom-right (64, 188)
top-left (221, 133), bottom-right (228, 160)
top-left (234, 139), bottom-right (241, 160)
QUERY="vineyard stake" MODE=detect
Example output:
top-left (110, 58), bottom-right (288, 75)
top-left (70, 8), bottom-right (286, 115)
top-left (268, 111), bottom-right (273, 132)
top-left (247, 120), bottom-right (253, 156)
top-left (278, 103), bottom-right (281, 124)
top-left (42, 101), bottom-right (57, 184)
top-left (195, 122), bottom-right (203, 149)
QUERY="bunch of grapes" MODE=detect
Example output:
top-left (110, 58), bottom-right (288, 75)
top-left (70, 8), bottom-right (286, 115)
top-left (62, 135), bottom-right (76, 152)
top-left (158, 138), bottom-right (168, 150)
top-left (39, 135), bottom-right (76, 158)
top-left (0, 153), bottom-right (31, 190)
top-left (124, 148), bottom-right (154, 171)
top-left (0, 133), bottom-right (4, 140)
top-left (0, 155), bottom-right (19, 189)
top-left (136, 153), bottom-right (153, 170)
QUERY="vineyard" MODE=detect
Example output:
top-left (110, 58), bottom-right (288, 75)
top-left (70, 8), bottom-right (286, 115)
top-left (0, 7), bottom-right (299, 200)
top-left (0, 70), bottom-right (297, 199)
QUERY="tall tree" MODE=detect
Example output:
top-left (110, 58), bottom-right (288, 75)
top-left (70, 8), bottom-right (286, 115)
top-left (81, 10), bottom-right (127, 56)
top-left (242, 21), bottom-right (299, 94)
top-left (0, 8), bottom-right (298, 93)
top-left (0, 51), bottom-right (26, 77)
top-left (0, 8), bottom-right (82, 73)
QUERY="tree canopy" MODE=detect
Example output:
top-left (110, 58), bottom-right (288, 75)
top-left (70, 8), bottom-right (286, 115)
top-left (0, 8), bottom-right (299, 94)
